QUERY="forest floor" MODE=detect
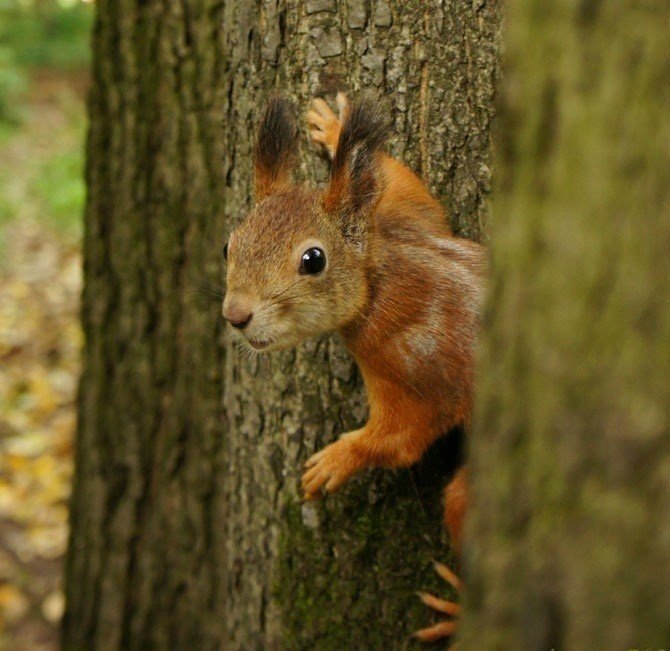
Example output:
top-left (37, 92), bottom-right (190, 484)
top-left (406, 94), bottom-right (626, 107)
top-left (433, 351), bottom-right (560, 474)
top-left (0, 71), bottom-right (85, 651)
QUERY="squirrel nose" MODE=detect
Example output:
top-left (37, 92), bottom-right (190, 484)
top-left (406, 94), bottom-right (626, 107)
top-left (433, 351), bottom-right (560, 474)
top-left (222, 298), bottom-right (253, 329)
top-left (229, 311), bottom-right (252, 329)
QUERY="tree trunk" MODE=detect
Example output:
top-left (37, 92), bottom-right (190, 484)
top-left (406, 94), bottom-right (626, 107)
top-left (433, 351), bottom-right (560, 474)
top-left (63, 1), bottom-right (499, 649)
top-left (462, 1), bottom-right (670, 649)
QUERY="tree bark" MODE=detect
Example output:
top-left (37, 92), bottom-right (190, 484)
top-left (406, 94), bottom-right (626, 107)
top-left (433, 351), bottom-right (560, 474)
top-left (462, 1), bottom-right (670, 648)
top-left (63, 1), bottom-right (499, 649)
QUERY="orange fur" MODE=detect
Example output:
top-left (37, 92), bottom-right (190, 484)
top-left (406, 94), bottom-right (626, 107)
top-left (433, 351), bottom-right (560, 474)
top-left (377, 156), bottom-right (449, 229)
top-left (444, 468), bottom-right (468, 556)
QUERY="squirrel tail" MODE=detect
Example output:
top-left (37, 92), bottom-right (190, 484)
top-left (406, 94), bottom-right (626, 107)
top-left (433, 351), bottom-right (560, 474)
top-left (443, 466), bottom-right (468, 557)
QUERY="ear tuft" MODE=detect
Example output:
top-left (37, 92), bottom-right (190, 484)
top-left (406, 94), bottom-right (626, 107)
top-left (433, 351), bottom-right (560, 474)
top-left (254, 96), bottom-right (299, 201)
top-left (325, 97), bottom-right (389, 216)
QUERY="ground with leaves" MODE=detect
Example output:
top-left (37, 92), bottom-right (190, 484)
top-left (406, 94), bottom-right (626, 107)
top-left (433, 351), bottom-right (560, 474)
top-left (0, 74), bottom-right (84, 651)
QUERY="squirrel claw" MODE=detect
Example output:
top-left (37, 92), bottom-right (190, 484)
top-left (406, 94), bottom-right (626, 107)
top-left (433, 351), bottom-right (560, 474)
top-left (416, 592), bottom-right (461, 617)
top-left (302, 489), bottom-right (322, 501)
top-left (412, 620), bottom-right (458, 643)
top-left (311, 97), bottom-right (333, 119)
top-left (306, 96), bottom-right (345, 159)
top-left (300, 432), bottom-right (364, 497)
top-left (432, 560), bottom-right (462, 591)
top-left (306, 109), bottom-right (327, 130)
top-left (413, 561), bottom-right (461, 645)
top-left (301, 462), bottom-right (328, 495)
top-left (335, 92), bottom-right (350, 120)
top-left (304, 447), bottom-right (326, 469)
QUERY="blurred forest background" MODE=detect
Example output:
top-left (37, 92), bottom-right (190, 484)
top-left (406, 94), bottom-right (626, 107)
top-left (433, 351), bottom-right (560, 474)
top-left (0, 1), bottom-right (92, 649)
top-left (1, 1), bottom-right (667, 649)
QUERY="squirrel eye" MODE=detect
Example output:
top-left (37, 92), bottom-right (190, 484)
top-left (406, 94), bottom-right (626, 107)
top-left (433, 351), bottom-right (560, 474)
top-left (223, 242), bottom-right (228, 260)
top-left (299, 247), bottom-right (326, 275)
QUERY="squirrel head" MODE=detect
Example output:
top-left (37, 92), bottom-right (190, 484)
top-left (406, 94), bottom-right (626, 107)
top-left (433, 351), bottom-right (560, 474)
top-left (223, 96), bottom-right (387, 352)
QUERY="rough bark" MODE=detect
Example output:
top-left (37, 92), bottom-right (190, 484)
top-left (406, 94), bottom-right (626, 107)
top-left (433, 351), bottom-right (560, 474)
top-left (63, 1), bottom-right (499, 649)
top-left (462, 2), bottom-right (670, 649)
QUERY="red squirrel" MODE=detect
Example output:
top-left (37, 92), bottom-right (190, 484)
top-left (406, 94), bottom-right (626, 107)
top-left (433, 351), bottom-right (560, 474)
top-left (222, 93), bottom-right (486, 643)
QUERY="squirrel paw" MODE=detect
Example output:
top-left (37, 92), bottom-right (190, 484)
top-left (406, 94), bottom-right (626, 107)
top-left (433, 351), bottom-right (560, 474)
top-left (413, 561), bottom-right (462, 645)
top-left (306, 93), bottom-right (350, 159)
top-left (301, 429), bottom-right (364, 499)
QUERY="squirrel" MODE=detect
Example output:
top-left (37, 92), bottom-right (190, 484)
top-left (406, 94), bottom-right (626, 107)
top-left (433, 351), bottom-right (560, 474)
top-left (222, 92), bottom-right (486, 644)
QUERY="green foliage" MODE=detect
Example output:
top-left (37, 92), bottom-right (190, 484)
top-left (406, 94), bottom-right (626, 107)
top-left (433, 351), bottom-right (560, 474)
top-left (0, 0), bottom-right (93, 127)
top-left (0, 83), bottom-right (86, 244)
top-left (0, 0), bottom-right (93, 70)
top-left (31, 133), bottom-right (86, 233)
top-left (0, 46), bottom-right (27, 127)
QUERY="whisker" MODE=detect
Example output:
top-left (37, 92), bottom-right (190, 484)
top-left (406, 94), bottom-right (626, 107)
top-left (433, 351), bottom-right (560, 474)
top-left (188, 289), bottom-right (225, 307)
top-left (269, 279), bottom-right (302, 302)
top-left (270, 291), bottom-right (317, 306)
top-left (190, 290), bottom-right (224, 300)
top-left (194, 277), bottom-right (226, 293)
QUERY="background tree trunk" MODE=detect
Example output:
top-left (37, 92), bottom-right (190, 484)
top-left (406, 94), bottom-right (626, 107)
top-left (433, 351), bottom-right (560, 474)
top-left (63, 1), bottom-right (499, 649)
top-left (462, 1), bottom-right (670, 648)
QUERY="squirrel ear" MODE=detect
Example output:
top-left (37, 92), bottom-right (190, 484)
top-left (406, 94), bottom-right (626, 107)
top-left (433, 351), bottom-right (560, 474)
top-left (254, 97), bottom-right (299, 201)
top-left (323, 98), bottom-right (388, 231)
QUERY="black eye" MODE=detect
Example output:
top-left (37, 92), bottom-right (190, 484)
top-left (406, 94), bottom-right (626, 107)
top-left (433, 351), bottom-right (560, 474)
top-left (223, 242), bottom-right (228, 260)
top-left (299, 247), bottom-right (326, 275)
